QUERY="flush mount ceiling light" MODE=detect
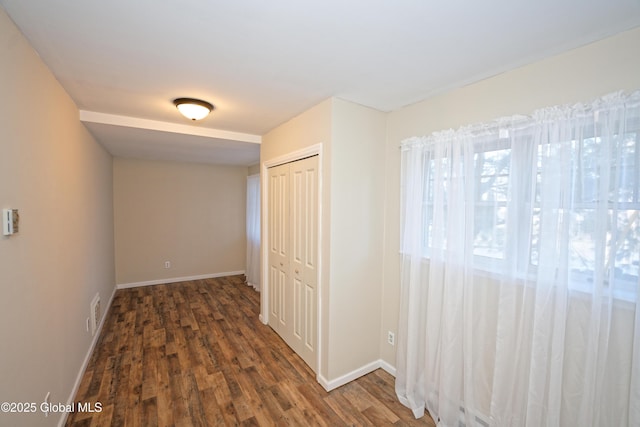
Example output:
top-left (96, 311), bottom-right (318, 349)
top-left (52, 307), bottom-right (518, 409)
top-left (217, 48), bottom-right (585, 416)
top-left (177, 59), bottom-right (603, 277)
top-left (173, 98), bottom-right (214, 121)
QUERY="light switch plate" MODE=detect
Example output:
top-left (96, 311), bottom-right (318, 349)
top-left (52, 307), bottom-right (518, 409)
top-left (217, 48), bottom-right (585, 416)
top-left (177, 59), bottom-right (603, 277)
top-left (2, 209), bottom-right (19, 236)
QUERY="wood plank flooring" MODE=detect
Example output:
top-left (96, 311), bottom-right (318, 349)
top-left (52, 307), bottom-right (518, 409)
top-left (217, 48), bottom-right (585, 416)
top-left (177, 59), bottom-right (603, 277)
top-left (66, 275), bottom-right (435, 426)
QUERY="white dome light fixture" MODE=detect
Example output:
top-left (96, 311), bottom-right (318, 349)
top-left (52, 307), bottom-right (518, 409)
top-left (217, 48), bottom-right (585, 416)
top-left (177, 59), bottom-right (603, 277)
top-left (173, 98), bottom-right (214, 121)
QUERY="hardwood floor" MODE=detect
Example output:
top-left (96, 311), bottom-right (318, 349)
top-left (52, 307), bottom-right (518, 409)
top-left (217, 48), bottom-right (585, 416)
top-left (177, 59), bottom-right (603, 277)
top-left (66, 275), bottom-right (435, 426)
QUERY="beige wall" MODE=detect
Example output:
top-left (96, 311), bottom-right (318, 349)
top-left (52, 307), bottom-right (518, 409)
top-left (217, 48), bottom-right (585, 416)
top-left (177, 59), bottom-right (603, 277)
top-left (0, 8), bottom-right (115, 427)
top-left (261, 98), bottom-right (387, 384)
top-left (328, 99), bottom-right (386, 379)
top-left (113, 158), bottom-right (247, 285)
top-left (380, 27), bottom-right (640, 366)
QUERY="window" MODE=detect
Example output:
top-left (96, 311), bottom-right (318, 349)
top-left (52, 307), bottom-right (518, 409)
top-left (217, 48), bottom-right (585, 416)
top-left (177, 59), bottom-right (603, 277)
top-left (403, 110), bottom-right (640, 298)
top-left (559, 133), bottom-right (640, 295)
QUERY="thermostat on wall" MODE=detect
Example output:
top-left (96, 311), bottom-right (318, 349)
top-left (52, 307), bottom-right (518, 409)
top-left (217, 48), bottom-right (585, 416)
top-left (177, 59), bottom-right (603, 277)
top-left (2, 209), bottom-right (19, 236)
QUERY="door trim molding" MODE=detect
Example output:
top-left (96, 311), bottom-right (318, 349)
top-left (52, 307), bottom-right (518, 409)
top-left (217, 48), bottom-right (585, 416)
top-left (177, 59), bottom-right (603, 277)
top-left (261, 143), bottom-right (323, 376)
top-left (262, 144), bottom-right (323, 169)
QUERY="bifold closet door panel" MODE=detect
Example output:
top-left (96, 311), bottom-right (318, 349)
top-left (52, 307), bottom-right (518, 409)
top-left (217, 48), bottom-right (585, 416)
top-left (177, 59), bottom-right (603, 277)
top-left (289, 156), bottom-right (318, 369)
top-left (266, 155), bottom-right (319, 372)
top-left (267, 163), bottom-right (290, 338)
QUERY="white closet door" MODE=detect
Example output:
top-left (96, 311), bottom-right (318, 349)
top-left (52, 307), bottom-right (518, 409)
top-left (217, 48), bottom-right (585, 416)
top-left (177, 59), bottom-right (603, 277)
top-left (268, 163), bottom-right (290, 338)
top-left (267, 155), bottom-right (318, 372)
top-left (289, 156), bottom-right (318, 370)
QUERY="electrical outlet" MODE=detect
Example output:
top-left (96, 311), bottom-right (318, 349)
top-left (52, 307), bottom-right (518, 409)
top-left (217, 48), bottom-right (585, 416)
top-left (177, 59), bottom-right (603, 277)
top-left (164, 261), bottom-right (171, 269)
top-left (387, 331), bottom-right (395, 346)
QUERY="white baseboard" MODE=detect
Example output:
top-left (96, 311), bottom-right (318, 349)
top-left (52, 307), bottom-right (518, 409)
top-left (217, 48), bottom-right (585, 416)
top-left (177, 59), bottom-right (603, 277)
top-left (58, 285), bottom-right (117, 427)
top-left (116, 270), bottom-right (245, 289)
top-left (318, 358), bottom-right (396, 392)
top-left (379, 359), bottom-right (397, 377)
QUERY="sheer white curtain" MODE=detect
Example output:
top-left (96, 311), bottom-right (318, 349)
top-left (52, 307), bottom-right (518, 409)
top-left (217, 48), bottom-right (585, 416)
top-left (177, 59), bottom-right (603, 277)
top-left (396, 91), bottom-right (640, 427)
top-left (246, 174), bottom-right (261, 291)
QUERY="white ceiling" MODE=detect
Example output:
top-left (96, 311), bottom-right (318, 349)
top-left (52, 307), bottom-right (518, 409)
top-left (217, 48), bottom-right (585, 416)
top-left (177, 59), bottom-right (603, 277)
top-left (2, 1), bottom-right (640, 166)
